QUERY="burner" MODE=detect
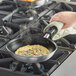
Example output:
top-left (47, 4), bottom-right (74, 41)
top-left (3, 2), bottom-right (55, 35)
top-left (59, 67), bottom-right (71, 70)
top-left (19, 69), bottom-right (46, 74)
top-left (9, 62), bottom-right (45, 75)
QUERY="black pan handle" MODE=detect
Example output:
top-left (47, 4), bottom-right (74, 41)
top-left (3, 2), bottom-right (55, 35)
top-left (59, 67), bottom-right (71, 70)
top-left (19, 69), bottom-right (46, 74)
top-left (44, 26), bottom-right (58, 39)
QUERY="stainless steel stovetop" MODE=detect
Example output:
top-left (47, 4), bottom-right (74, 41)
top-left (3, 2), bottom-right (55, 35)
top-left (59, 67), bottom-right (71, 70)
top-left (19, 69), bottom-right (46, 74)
top-left (0, 0), bottom-right (76, 76)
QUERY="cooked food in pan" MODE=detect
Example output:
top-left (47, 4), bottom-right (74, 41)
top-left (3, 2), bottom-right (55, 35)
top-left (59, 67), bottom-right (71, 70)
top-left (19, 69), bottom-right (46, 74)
top-left (15, 45), bottom-right (50, 56)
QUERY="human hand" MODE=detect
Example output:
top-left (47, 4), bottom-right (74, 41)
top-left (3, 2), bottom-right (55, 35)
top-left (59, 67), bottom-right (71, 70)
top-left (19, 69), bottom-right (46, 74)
top-left (49, 11), bottom-right (76, 29)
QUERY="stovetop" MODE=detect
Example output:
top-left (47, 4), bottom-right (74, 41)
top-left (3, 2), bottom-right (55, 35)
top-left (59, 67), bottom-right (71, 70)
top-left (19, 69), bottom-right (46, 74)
top-left (0, 0), bottom-right (75, 76)
top-left (0, 47), bottom-right (73, 76)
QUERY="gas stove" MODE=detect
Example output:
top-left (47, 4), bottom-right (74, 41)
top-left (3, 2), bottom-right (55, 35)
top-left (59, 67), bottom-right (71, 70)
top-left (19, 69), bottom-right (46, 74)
top-left (0, 0), bottom-right (76, 76)
top-left (0, 47), bottom-right (73, 76)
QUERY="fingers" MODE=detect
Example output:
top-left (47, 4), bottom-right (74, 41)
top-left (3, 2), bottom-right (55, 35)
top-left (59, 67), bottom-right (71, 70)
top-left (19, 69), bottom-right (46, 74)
top-left (62, 22), bottom-right (76, 29)
top-left (49, 16), bottom-right (59, 22)
top-left (49, 17), bottom-right (69, 29)
top-left (62, 24), bottom-right (70, 29)
top-left (49, 13), bottom-right (64, 23)
top-left (49, 16), bottom-right (65, 24)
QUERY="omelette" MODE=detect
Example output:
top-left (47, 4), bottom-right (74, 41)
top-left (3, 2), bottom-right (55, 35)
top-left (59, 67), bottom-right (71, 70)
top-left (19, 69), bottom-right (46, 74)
top-left (15, 45), bottom-right (50, 56)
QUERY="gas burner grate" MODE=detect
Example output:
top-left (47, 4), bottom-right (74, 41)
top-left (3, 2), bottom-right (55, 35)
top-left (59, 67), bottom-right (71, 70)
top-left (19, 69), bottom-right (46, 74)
top-left (0, 47), bottom-right (72, 76)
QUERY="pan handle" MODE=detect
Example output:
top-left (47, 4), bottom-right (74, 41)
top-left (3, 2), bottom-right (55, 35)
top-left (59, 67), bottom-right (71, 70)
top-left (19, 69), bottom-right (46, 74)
top-left (43, 21), bottom-right (64, 40)
top-left (60, 38), bottom-right (76, 50)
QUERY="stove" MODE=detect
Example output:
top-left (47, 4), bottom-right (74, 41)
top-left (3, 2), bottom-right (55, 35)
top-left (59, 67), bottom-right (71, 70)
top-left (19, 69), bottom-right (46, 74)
top-left (0, 46), bottom-right (73, 76)
top-left (0, 0), bottom-right (76, 76)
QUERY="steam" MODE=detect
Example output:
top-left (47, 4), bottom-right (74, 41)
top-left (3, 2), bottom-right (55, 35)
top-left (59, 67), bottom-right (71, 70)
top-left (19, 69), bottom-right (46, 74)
top-left (19, 20), bottom-right (43, 45)
top-left (18, 5), bottom-right (43, 45)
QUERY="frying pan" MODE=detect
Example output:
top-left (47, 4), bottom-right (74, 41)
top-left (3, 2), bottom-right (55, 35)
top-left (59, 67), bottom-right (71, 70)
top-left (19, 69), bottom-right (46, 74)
top-left (6, 34), bottom-right (57, 63)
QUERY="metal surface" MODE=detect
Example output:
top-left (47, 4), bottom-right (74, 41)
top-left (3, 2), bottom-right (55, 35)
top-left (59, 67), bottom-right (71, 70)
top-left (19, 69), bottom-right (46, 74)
top-left (52, 0), bottom-right (76, 5)
top-left (6, 36), bottom-right (57, 63)
top-left (60, 38), bottom-right (75, 49)
top-left (50, 50), bottom-right (76, 76)
top-left (2, 8), bottom-right (19, 21)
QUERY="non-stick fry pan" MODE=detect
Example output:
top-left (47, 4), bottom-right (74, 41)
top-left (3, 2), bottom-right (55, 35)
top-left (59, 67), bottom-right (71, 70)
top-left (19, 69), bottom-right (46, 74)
top-left (6, 34), bottom-right (57, 63)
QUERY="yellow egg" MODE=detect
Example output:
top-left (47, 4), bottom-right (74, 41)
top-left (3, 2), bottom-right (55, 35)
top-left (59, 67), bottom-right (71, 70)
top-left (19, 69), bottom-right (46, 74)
top-left (15, 45), bottom-right (50, 56)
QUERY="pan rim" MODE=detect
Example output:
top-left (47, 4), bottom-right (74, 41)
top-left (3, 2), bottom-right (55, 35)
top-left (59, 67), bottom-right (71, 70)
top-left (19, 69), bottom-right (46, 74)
top-left (6, 38), bottom-right (58, 58)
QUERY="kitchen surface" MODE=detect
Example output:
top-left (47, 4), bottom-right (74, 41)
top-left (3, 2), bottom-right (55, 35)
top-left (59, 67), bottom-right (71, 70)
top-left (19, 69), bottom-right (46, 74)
top-left (0, 0), bottom-right (76, 76)
top-left (71, 0), bottom-right (76, 2)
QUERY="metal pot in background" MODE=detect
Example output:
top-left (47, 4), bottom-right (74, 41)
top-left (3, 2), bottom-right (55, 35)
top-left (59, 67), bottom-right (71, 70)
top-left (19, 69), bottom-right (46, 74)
top-left (14, 0), bottom-right (49, 8)
top-left (33, 0), bottom-right (49, 8)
